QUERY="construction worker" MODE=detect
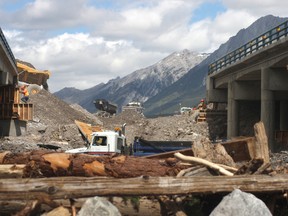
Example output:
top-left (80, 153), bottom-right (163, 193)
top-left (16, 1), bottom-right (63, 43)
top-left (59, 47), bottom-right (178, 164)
top-left (197, 99), bottom-right (206, 110)
top-left (20, 85), bottom-right (29, 103)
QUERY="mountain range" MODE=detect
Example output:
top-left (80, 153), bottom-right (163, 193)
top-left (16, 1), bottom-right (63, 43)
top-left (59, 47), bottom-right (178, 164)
top-left (55, 15), bottom-right (287, 117)
top-left (54, 50), bottom-right (209, 114)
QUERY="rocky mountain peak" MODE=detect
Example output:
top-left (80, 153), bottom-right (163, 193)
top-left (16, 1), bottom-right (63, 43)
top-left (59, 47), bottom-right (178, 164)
top-left (55, 49), bottom-right (208, 113)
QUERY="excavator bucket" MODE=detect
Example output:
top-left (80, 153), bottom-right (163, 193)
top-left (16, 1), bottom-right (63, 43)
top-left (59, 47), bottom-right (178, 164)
top-left (75, 120), bottom-right (103, 143)
top-left (16, 61), bottom-right (51, 90)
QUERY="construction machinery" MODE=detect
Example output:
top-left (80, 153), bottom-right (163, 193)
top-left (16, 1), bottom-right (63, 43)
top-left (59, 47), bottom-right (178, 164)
top-left (94, 99), bottom-right (117, 117)
top-left (16, 60), bottom-right (51, 95)
top-left (132, 137), bottom-right (193, 157)
top-left (180, 107), bottom-right (192, 115)
top-left (122, 101), bottom-right (144, 113)
top-left (65, 120), bottom-right (126, 155)
top-left (66, 120), bottom-right (193, 157)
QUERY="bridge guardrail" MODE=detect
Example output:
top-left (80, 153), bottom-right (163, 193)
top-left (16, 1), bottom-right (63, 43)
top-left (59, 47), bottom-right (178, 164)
top-left (208, 20), bottom-right (288, 75)
top-left (0, 28), bottom-right (16, 68)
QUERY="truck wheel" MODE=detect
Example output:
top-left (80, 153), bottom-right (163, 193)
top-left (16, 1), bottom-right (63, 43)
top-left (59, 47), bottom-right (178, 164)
top-left (27, 84), bottom-right (42, 95)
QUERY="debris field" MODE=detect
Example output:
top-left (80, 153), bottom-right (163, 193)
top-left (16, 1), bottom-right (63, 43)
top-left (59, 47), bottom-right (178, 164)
top-left (0, 89), bottom-right (288, 216)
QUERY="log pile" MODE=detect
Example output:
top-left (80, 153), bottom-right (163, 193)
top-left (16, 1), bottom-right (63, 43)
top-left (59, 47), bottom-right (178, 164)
top-left (0, 121), bottom-right (287, 215)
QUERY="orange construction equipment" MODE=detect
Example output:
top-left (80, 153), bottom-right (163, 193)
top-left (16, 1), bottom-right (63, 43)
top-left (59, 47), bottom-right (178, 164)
top-left (17, 60), bottom-right (51, 94)
top-left (75, 120), bottom-right (103, 143)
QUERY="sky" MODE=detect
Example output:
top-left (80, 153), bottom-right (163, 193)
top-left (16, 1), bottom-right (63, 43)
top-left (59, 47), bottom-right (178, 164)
top-left (0, 0), bottom-right (287, 93)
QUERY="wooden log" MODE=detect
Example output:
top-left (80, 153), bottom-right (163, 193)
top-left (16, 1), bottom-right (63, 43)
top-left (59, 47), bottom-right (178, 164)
top-left (221, 137), bottom-right (255, 162)
top-left (253, 163), bottom-right (272, 175)
top-left (0, 164), bottom-right (25, 178)
top-left (143, 148), bottom-right (193, 159)
top-left (0, 150), bottom-right (185, 178)
top-left (216, 164), bottom-right (238, 172)
top-left (254, 121), bottom-right (270, 163)
top-left (0, 151), bottom-right (10, 163)
top-left (0, 175), bottom-right (287, 201)
top-left (174, 152), bottom-right (234, 176)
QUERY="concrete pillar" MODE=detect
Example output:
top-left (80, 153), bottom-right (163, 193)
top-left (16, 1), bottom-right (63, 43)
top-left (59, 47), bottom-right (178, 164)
top-left (227, 81), bottom-right (239, 138)
top-left (0, 120), bottom-right (27, 136)
top-left (206, 76), bottom-right (227, 103)
top-left (280, 100), bottom-right (288, 130)
top-left (261, 67), bottom-right (275, 151)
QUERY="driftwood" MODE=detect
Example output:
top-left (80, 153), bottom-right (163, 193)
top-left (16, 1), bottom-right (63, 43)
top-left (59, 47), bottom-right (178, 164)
top-left (0, 150), bottom-right (186, 178)
top-left (174, 152), bottom-right (234, 176)
top-left (0, 175), bottom-right (287, 201)
top-left (254, 121), bottom-right (270, 164)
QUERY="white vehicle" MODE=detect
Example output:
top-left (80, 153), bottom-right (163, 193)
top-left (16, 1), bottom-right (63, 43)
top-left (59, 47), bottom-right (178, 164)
top-left (180, 107), bottom-right (192, 114)
top-left (66, 130), bottom-right (125, 155)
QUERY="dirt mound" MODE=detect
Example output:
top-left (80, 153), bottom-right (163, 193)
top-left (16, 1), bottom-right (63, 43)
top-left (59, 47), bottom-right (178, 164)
top-left (0, 89), bottom-right (210, 152)
top-left (0, 90), bottom-right (105, 152)
top-left (30, 90), bottom-right (101, 126)
top-left (97, 110), bottom-right (209, 145)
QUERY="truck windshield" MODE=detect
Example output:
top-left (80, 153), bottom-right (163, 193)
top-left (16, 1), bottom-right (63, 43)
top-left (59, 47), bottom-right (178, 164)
top-left (92, 136), bottom-right (107, 146)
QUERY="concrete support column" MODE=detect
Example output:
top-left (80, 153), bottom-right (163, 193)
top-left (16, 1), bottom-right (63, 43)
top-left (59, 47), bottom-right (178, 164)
top-left (227, 81), bottom-right (239, 138)
top-left (206, 76), bottom-right (227, 103)
top-left (0, 119), bottom-right (27, 136)
top-left (261, 68), bottom-right (275, 151)
top-left (280, 100), bottom-right (288, 130)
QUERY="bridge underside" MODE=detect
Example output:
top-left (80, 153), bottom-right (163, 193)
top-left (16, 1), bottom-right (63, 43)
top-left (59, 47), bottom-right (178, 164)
top-left (0, 29), bottom-right (31, 136)
top-left (207, 38), bottom-right (288, 152)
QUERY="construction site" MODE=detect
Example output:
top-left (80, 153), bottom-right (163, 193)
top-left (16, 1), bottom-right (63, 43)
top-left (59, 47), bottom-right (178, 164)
top-left (1, 27), bottom-right (288, 216)
top-left (0, 89), bottom-right (287, 215)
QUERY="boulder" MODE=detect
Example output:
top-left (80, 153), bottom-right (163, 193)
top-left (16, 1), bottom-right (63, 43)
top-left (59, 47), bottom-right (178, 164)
top-left (78, 197), bottom-right (121, 216)
top-left (210, 189), bottom-right (272, 216)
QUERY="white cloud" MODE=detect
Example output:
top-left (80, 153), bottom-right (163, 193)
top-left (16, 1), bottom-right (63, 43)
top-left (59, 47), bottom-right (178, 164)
top-left (5, 30), bottom-right (166, 91)
top-left (223, 0), bottom-right (288, 17)
top-left (1, 0), bottom-right (288, 92)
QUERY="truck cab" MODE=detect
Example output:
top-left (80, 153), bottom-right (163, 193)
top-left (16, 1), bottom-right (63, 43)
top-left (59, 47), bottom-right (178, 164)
top-left (66, 130), bottom-right (125, 155)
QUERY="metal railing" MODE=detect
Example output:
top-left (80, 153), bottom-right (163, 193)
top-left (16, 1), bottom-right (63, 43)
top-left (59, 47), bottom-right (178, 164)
top-left (0, 27), bottom-right (16, 68)
top-left (208, 20), bottom-right (288, 75)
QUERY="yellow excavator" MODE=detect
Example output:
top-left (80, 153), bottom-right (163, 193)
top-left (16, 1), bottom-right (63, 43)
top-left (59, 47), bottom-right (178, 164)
top-left (16, 59), bottom-right (51, 95)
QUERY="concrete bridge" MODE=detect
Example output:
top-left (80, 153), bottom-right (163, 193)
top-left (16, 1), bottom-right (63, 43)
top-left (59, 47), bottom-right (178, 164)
top-left (0, 28), bottom-right (17, 85)
top-left (207, 20), bottom-right (288, 151)
top-left (0, 28), bottom-right (32, 136)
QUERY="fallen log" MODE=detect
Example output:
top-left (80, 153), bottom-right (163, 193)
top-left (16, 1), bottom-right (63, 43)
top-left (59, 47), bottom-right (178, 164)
top-left (0, 150), bottom-right (186, 178)
top-left (174, 152), bottom-right (234, 176)
top-left (0, 175), bottom-right (287, 201)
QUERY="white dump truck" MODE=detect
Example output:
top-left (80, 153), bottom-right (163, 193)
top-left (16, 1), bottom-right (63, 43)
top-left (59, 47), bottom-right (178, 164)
top-left (65, 120), bottom-right (126, 155)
